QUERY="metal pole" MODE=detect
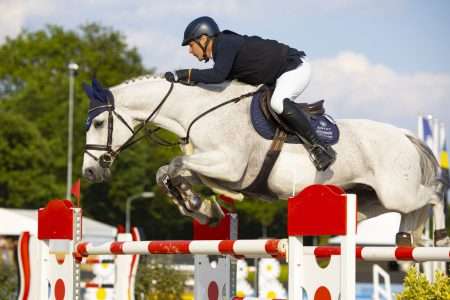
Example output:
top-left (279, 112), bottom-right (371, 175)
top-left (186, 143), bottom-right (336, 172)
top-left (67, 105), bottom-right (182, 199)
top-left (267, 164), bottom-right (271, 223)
top-left (126, 192), bottom-right (154, 232)
top-left (125, 195), bottom-right (137, 233)
top-left (66, 62), bottom-right (78, 200)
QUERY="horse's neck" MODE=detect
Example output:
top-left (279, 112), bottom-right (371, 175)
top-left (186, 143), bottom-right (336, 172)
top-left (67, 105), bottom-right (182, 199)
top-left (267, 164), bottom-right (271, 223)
top-left (113, 79), bottom-right (257, 137)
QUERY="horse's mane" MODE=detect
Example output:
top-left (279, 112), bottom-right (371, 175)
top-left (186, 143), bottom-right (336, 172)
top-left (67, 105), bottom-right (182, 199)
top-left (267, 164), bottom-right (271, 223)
top-left (112, 74), bottom-right (257, 94)
top-left (113, 74), bottom-right (162, 89)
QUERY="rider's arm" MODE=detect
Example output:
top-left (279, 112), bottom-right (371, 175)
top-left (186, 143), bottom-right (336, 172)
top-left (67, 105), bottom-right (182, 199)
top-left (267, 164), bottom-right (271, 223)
top-left (190, 34), bottom-right (244, 84)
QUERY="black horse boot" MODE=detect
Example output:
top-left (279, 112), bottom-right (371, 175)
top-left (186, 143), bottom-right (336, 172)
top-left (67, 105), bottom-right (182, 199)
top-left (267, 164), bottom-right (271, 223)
top-left (279, 99), bottom-right (336, 171)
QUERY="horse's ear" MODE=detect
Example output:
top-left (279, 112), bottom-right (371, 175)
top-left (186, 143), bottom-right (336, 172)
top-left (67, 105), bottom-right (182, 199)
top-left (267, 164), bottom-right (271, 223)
top-left (92, 78), bottom-right (103, 91)
top-left (82, 82), bottom-right (94, 100)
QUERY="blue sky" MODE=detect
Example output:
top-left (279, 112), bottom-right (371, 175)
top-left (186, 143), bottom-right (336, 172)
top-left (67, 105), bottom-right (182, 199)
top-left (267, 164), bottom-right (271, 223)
top-left (1, 0), bottom-right (449, 138)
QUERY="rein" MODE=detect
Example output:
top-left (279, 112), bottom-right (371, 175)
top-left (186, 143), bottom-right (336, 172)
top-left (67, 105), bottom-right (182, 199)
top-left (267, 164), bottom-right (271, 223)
top-left (86, 82), bottom-right (259, 168)
top-left (180, 89), bottom-right (258, 144)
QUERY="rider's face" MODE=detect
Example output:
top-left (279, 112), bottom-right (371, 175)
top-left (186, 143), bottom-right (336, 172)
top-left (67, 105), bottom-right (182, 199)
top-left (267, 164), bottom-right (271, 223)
top-left (188, 42), bottom-right (203, 61)
top-left (188, 36), bottom-right (208, 61)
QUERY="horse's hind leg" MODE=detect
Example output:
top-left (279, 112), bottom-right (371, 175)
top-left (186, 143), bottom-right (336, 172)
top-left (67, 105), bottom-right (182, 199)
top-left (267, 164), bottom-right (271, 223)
top-left (396, 183), bottom-right (449, 246)
top-left (398, 206), bottom-right (430, 246)
top-left (432, 194), bottom-right (450, 246)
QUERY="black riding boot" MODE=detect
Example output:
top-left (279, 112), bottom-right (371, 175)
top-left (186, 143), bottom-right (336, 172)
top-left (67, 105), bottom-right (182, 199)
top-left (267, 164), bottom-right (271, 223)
top-left (279, 99), bottom-right (336, 171)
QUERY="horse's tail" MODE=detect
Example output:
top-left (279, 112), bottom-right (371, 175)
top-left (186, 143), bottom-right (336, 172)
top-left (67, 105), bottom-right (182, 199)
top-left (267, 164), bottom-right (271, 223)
top-left (406, 134), bottom-right (440, 187)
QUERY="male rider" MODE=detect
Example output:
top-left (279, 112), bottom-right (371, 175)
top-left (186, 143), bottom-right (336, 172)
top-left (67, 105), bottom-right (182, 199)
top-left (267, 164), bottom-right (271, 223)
top-left (164, 16), bottom-right (335, 171)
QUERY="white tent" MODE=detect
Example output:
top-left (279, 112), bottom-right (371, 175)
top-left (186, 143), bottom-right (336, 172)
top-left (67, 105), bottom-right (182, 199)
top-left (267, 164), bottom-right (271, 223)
top-left (330, 212), bottom-right (401, 245)
top-left (0, 207), bottom-right (117, 244)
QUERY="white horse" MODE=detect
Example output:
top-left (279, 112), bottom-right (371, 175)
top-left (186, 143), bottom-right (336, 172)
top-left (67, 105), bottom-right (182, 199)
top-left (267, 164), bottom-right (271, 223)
top-left (82, 76), bottom-right (448, 246)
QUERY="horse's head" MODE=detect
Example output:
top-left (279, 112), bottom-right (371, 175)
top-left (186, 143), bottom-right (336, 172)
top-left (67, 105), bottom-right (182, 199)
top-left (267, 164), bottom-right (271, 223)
top-left (82, 79), bottom-right (135, 182)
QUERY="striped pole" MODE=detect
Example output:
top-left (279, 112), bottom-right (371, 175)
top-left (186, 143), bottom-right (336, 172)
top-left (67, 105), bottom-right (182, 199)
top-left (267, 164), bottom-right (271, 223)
top-left (76, 240), bottom-right (450, 262)
top-left (76, 239), bottom-right (287, 259)
top-left (307, 246), bottom-right (450, 262)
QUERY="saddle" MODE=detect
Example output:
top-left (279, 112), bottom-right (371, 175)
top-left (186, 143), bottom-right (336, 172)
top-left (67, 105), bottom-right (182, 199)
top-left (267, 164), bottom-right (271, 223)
top-left (241, 86), bottom-right (339, 200)
top-left (257, 86), bottom-right (326, 143)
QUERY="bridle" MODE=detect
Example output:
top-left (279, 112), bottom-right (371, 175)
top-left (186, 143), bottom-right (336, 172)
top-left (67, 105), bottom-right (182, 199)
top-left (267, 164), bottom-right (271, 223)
top-left (84, 82), bottom-right (175, 169)
top-left (84, 81), bottom-right (258, 169)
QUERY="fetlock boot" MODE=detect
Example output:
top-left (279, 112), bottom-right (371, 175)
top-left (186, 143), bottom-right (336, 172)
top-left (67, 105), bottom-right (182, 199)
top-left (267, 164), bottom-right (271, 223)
top-left (279, 99), bottom-right (336, 171)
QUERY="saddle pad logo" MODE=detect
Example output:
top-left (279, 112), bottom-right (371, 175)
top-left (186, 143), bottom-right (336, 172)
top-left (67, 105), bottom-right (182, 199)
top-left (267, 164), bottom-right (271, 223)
top-left (310, 115), bottom-right (339, 145)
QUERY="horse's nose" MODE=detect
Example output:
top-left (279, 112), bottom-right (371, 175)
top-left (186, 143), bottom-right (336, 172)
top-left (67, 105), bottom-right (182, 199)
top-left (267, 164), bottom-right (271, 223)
top-left (83, 167), bottom-right (96, 182)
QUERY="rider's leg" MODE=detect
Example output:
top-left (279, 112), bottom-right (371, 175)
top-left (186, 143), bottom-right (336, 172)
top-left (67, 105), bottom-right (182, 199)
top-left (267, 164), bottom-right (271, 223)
top-left (271, 60), bottom-right (336, 171)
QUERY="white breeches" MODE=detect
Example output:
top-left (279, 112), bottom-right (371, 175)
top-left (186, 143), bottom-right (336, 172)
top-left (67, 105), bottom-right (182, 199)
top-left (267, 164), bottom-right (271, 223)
top-left (270, 59), bottom-right (312, 114)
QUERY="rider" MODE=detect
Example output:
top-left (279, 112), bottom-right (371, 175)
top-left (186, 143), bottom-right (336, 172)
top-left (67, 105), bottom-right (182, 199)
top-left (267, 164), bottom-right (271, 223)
top-left (164, 16), bottom-right (336, 171)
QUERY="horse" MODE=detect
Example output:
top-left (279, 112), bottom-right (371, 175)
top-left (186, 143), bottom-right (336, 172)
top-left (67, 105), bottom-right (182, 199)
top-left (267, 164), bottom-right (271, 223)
top-left (81, 76), bottom-right (449, 246)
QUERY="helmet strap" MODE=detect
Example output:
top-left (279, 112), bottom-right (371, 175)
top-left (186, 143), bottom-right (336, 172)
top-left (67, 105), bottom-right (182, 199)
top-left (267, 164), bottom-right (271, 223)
top-left (194, 38), bottom-right (211, 63)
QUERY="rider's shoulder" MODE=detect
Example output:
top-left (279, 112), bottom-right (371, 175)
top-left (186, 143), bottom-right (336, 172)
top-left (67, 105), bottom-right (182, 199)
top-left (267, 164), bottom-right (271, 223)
top-left (217, 30), bottom-right (244, 41)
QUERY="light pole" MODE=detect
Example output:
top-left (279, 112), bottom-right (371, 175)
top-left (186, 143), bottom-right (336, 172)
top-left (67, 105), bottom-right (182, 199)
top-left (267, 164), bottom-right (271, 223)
top-left (126, 192), bottom-right (155, 233)
top-left (66, 62), bottom-right (79, 200)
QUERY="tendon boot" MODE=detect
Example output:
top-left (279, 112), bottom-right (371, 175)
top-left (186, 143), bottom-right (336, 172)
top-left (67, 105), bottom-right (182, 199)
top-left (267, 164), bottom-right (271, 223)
top-left (279, 99), bottom-right (336, 171)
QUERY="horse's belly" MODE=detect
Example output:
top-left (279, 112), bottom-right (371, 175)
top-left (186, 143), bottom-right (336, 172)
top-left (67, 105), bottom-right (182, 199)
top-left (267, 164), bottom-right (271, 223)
top-left (266, 119), bottom-right (412, 199)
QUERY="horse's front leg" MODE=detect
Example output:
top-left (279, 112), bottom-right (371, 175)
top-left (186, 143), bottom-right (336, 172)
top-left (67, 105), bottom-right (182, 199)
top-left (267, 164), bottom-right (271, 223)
top-left (163, 151), bottom-right (246, 224)
top-left (156, 165), bottom-right (215, 225)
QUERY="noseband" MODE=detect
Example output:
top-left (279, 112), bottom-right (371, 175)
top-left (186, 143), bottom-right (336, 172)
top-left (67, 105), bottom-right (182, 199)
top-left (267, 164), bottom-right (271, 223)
top-left (84, 82), bottom-right (174, 168)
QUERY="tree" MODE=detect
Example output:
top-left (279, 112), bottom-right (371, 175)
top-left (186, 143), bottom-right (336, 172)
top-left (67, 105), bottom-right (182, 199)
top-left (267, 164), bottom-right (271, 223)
top-left (0, 111), bottom-right (61, 207)
top-left (0, 23), bottom-right (148, 188)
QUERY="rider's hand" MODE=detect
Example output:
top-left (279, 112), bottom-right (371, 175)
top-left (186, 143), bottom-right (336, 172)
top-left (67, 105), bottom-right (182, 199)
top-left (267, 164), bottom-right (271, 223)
top-left (164, 69), bottom-right (196, 85)
top-left (164, 71), bottom-right (177, 82)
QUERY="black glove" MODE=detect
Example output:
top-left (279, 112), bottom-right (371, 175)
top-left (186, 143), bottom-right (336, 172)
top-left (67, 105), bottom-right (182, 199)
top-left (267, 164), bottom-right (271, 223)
top-left (164, 69), bottom-right (196, 85)
top-left (164, 71), bottom-right (177, 82)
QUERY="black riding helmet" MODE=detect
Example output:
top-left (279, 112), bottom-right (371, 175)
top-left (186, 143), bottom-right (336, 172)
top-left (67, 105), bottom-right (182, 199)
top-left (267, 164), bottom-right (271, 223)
top-left (182, 16), bottom-right (220, 46)
top-left (182, 16), bottom-right (220, 62)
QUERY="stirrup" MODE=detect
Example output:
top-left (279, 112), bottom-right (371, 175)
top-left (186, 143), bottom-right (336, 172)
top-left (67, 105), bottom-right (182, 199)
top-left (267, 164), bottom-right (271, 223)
top-left (308, 144), bottom-right (336, 171)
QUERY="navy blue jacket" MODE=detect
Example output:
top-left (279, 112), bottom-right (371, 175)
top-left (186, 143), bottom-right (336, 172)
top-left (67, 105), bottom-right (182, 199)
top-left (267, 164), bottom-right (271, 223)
top-left (191, 31), bottom-right (305, 86)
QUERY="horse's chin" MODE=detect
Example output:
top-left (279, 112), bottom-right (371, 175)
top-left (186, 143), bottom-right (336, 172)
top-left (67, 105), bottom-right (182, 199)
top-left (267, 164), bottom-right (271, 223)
top-left (99, 168), bottom-right (112, 182)
top-left (84, 167), bottom-right (111, 183)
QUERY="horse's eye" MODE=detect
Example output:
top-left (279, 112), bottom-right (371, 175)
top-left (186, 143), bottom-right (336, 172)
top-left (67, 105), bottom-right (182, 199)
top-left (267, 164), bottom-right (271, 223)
top-left (94, 120), bottom-right (104, 129)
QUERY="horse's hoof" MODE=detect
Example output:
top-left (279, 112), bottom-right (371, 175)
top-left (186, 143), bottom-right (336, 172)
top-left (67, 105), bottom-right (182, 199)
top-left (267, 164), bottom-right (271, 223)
top-left (396, 232), bottom-right (413, 246)
top-left (434, 229), bottom-right (450, 246)
top-left (197, 198), bottom-right (225, 227)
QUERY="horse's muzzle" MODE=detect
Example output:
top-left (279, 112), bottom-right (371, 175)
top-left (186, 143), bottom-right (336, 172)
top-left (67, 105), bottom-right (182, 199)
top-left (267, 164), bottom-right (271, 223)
top-left (83, 166), bottom-right (111, 182)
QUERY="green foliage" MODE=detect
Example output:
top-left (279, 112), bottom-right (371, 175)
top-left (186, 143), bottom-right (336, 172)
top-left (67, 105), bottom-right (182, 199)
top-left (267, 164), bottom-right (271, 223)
top-left (0, 260), bottom-right (18, 300)
top-left (0, 111), bottom-right (61, 207)
top-left (235, 198), bottom-right (287, 238)
top-left (135, 256), bottom-right (187, 300)
top-left (396, 267), bottom-right (450, 300)
top-left (0, 23), bottom-right (148, 205)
